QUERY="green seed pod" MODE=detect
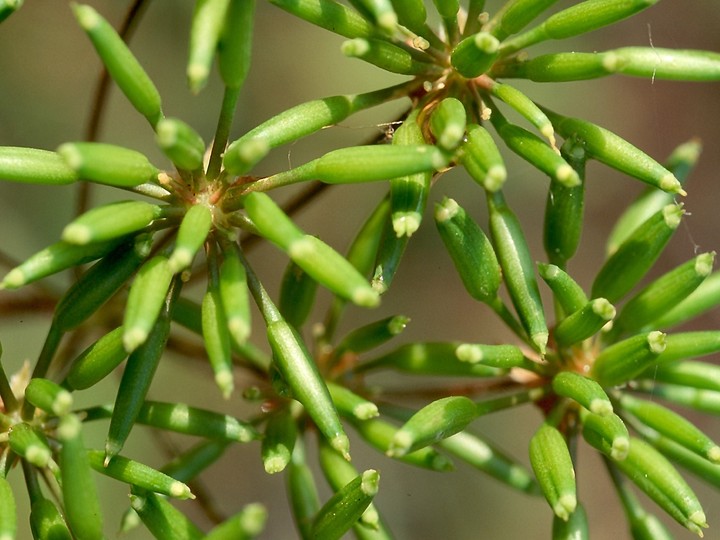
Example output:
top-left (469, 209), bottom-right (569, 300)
top-left (552, 501), bottom-right (589, 540)
top-left (451, 32), bottom-right (500, 78)
top-left (644, 360), bottom-right (720, 392)
top-left (544, 136), bottom-right (586, 267)
top-left (553, 372), bottom-right (613, 416)
top-left (168, 204), bottom-right (213, 273)
top-left (429, 97), bottom-right (467, 152)
top-left (488, 191), bottom-right (548, 354)
top-left (53, 237), bottom-right (149, 332)
top-left (371, 211), bottom-right (409, 295)
top-left (537, 263), bottom-right (588, 315)
top-left (459, 123), bottom-right (507, 192)
top-left (73, 4), bottom-right (163, 126)
top-left (490, 51), bottom-right (613, 82)
top-left (591, 204), bottom-right (684, 303)
top-left (0, 239), bottom-right (119, 290)
top-left (591, 331), bottom-right (666, 388)
top-left (581, 410), bottom-right (630, 461)
top-left (359, 341), bottom-right (506, 377)
top-left (65, 327), bottom-right (126, 390)
top-left (607, 138), bottom-right (700, 257)
top-left (543, 109), bottom-right (684, 196)
top-left (334, 315), bottom-right (409, 358)
top-left (529, 423), bottom-right (577, 522)
top-left (0, 477), bottom-right (16, 540)
top-left (268, 319), bottom-right (350, 460)
top-left (202, 251), bottom-right (234, 398)
top-left (491, 113), bottom-right (579, 188)
top-left (218, 241), bottom-right (251, 347)
top-left (440, 431), bottom-right (539, 494)
top-left (57, 142), bottom-right (159, 188)
top-left (108, 280), bottom-right (178, 461)
top-left (387, 396), bottom-right (478, 457)
top-left (88, 450), bottom-right (194, 499)
top-left (187, 0), bottom-right (231, 93)
top-left (24, 377), bottom-right (73, 416)
top-left (614, 252), bottom-right (715, 335)
top-left (389, 0), bottom-right (426, 34)
top-left (609, 47), bottom-right (720, 82)
top-left (130, 489), bottom-right (203, 540)
top-left (490, 0), bottom-right (560, 40)
top-left (122, 255), bottom-right (174, 352)
top-left (218, 0), bottom-right (255, 89)
top-left (0, 146), bottom-right (78, 185)
top-left (155, 117), bottom-right (206, 171)
top-left (279, 261), bottom-right (318, 328)
top-left (243, 192), bottom-right (304, 249)
top-left (390, 109), bottom-right (431, 238)
top-left (620, 394), bottom-right (720, 463)
top-left (204, 504), bottom-right (268, 540)
top-left (61, 200), bottom-right (161, 246)
top-left (553, 298), bottom-right (616, 347)
top-left (327, 382), bottom-right (379, 421)
top-left (57, 414), bottom-right (104, 540)
top-left (652, 271), bottom-right (720, 330)
top-left (261, 406), bottom-right (297, 474)
top-left (614, 438), bottom-right (707, 536)
top-left (644, 430), bottom-right (720, 490)
top-left (342, 38), bottom-right (431, 75)
top-left (311, 470), bottom-right (380, 540)
top-left (8, 421), bottom-right (53, 468)
top-left (29, 497), bottom-right (72, 540)
top-left (349, 416), bottom-right (454, 471)
top-left (269, 0), bottom-right (378, 39)
top-left (287, 442), bottom-right (320, 540)
top-left (489, 81), bottom-right (556, 147)
top-left (454, 343), bottom-right (533, 370)
top-left (638, 383), bottom-right (720, 415)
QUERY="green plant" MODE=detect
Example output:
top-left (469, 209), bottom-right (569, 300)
top-left (0, 1), bottom-right (719, 538)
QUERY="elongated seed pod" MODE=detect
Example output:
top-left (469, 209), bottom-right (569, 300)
top-left (65, 326), bottom-right (127, 390)
top-left (268, 320), bottom-right (350, 459)
top-left (0, 146), bottom-right (78, 185)
top-left (243, 191), bottom-right (304, 250)
top-left (187, 0), bottom-right (231, 93)
top-left (614, 252), bottom-right (714, 335)
top-left (652, 271), bottom-right (720, 330)
top-left (24, 377), bottom-right (73, 416)
top-left (614, 438), bottom-right (707, 536)
top-left (270, 0), bottom-right (379, 39)
top-left (635, 383), bottom-right (720, 415)
top-left (553, 372), bottom-right (612, 416)
top-left (591, 331), bottom-right (666, 387)
top-left (8, 422), bottom-right (53, 468)
top-left (279, 261), bottom-right (318, 328)
top-left (552, 502), bottom-right (589, 540)
top-left (29, 497), bottom-right (72, 540)
top-left (388, 396), bottom-right (478, 457)
top-left (122, 255), bottom-right (174, 352)
top-left (262, 406), bottom-right (297, 474)
top-left (581, 410), bottom-right (630, 461)
top-left (490, 0), bottom-right (560, 40)
top-left (490, 51), bottom-right (613, 82)
top-left (130, 489), bottom-right (203, 540)
top-left (429, 97), bottom-right (467, 152)
top-left (371, 208), bottom-right (409, 295)
top-left (609, 47), bottom-right (720, 81)
top-left (327, 382), bottom-right (379, 421)
top-left (591, 204), bottom-right (683, 303)
top-left (58, 414), bottom-right (104, 540)
top-left (88, 450), bottom-right (194, 499)
top-left (218, 241), bottom-right (251, 347)
top-left (643, 360), bottom-right (720, 392)
top-left (489, 81), bottom-right (556, 147)
top-left (57, 142), bottom-right (159, 188)
top-left (460, 123), bottom-right (507, 192)
top-left (451, 32), bottom-right (500, 78)
top-left (72, 4), bottom-right (163, 126)
top-left (334, 315), bottom-right (409, 358)
top-left (488, 192), bottom-right (548, 354)
top-left (204, 504), bottom-right (268, 540)
top-left (169, 204), bottom-right (214, 272)
top-left (0, 477), bottom-right (16, 540)
top-left (218, 0), bottom-right (255, 89)
top-left (620, 394), bottom-right (720, 463)
top-left (537, 263), bottom-right (588, 315)
top-left (644, 430), bottom-right (720, 490)
top-left (342, 38), bottom-right (432, 75)
top-left (553, 298), bottom-right (616, 347)
top-left (530, 423), bottom-right (577, 521)
top-left (61, 200), bottom-right (161, 245)
top-left (389, 0), bottom-right (426, 34)
top-left (156, 117), bottom-right (206, 171)
top-left (287, 442), bottom-right (320, 540)
top-left (454, 343), bottom-right (535, 371)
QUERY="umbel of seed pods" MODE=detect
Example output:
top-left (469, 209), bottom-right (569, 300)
top-left (1, 0), bottom-right (720, 538)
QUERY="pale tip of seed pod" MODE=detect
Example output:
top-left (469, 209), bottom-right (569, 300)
top-left (589, 398), bottom-right (613, 417)
top-left (689, 510), bottom-right (708, 529)
top-left (475, 32), bottom-right (499, 54)
top-left (455, 344), bottom-right (482, 363)
top-left (554, 494), bottom-right (577, 522)
top-left (434, 197), bottom-right (459, 222)
top-left (168, 249), bottom-right (192, 274)
top-left (610, 437), bottom-right (630, 461)
top-left (378, 12), bottom-right (398, 33)
top-left (662, 203), bottom-right (684, 228)
top-left (389, 315), bottom-right (410, 335)
top-left (360, 505), bottom-right (380, 529)
top-left (123, 327), bottom-right (148, 353)
top-left (331, 434), bottom-right (351, 461)
top-left (72, 3), bottom-right (100, 30)
top-left (360, 469), bottom-right (380, 496)
top-left (601, 52), bottom-right (619, 72)
top-left (440, 126), bottom-right (464, 150)
top-left (532, 332), bottom-right (548, 357)
top-left (591, 298), bottom-right (616, 321)
top-left (485, 165), bottom-right (507, 192)
top-left (263, 455), bottom-right (289, 474)
top-left (431, 149), bottom-right (450, 170)
top-left (57, 414), bottom-right (81, 441)
top-left (52, 390), bottom-right (74, 416)
top-left (228, 317), bottom-right (251, 345)
top-left (129, 494), bottom-right (146, 512)
top-left (432, 453), bottom-right (455, 471)
top-left (104, 440), bottom-right (122, 466)
top-left (215, 370), bottom-right (235, 400)
top-left (707, 445), bottom-right (720, 464)
top-left (556, 164), bottom-right (580, 187)
top-left (353, 402), bottom-right (379, 420)
top-left (647, 331), bottom-right (667, 354)
top-left (353, 287), bottom-right (380, 307)
top-left (187, 64), bottom-right (209, 94)
top-left (659, 173), bottom-right (684, 195)
top-left (413, 36), bottom-right (430, 50)
top-left (61, 223), bottom-right (92, 245)
top-left (392, 213), bottom-right (421, 237)
top-left (695, 252), bottom-right (715, 276)
top-left (341, 38), bottom-right (369, 57)
top-left (387, 431), bottom-right (411, 457)
top-left (540, 124), bottom-right (558, 153)
top-left (170, 481), bottom-right (195, 500)
top-left (26, 445), bottom-right (51, 468)
top-left (2, 269), bottom-right (25, 289)
top-left (57, 142), bottom-right (82, 170)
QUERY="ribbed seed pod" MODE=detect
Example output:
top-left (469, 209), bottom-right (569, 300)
top-left (61, 200), bottom-right (161, 246)
top-left (156, 117), bottom-right (206, 171)
top-left (218, 0), bottom-right (255, 89)
top-left (644, 360), bottom-right (720, 392)
top-left (581, 410), bottom-right (630, 461)
top-left (636, 383), bottom-right (720, 415)
top-left (261, 406), bottom-right (297, 474)
top-left (553, 298), bottom-right (615, 347)
top-left (537, 263), bottom-right (588, 315)
top-left (371, 209), bottom-right (409, 295)
top-left (202, 250), bottom-right (234, 398)
top-left (217, 241), bottom-right (251, 347)
top-left (652, 271), bottom-right (720, 330)
top-left (591, 331), bottom-right (666, 388)
top-left (529, 423), bottom-right (577, 521)
top-left (65, 326), bottom-right (126, 390)
top-left (488, 192), bottom-right (548, 354)
top-left (270, 0), bottom-right (379, 38)
top-left (489, 82), bottom-right (555, 147)
top-left (591, 204), bottom-right (683, 303)
top-left (279, 261), bottom-right (318, 328)
top-left (130, 489), bottom-right (203, 540)
top-left (451, 32), bottom-right (500, 78)
top-left (29, 497), bottom-right (72, 540)
top-left (187, 0), bottom-right (231, 93)
top-left (8, 421), bottom-right (53, 468)
top-left (327, 382), bottom-right (379, 420)
top-left (490, 51), bottom-right (613, 82)
top-left (204, 504), bottom-right (268, 540)
top-left (459, 123), bottom-right (507, 192)
top-left (72, 4), bottom-right (163, 126)
top-left (644, 431), bottom-right (720, 490)
top-left (57, 142), bottom-right (159, 188)
top-left (429, 97), bottom-right (467, 152)
top-left (334, 315), bottom-right (408, 358)
top-left (169, 204), bottom-right (213, 272)
top-left (490, 0), bottom-right (560, 40)
top-left (455, 343), bottom-right (534, 371)
top-left (0, 146), bottom-right (78, 185)
top-left (287, 443), bottom-right (320, 540)
top-left (552, 372), bottom-right (613, 416)
top-left (24, 377), bottom-right (73, 416)
top-left (342, 38), bottom-right (432, 75)
top-left (0, 477), bottom-right (16, 540)
top-left (609, 47), bottom-right (720, 81)
top-left (243, 191), bottom-right (303, 250)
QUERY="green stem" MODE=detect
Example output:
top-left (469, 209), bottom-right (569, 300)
top-left (22, 323), bottom-right (64, 420)
top-left (207, 85), bottom-right (242, 182)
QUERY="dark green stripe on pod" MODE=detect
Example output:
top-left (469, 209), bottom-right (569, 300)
top-left (342, 38), bottom-right (433, 75)
top-left (8, 421), bottom-right (53, 468)
top-left (187, 0), bottom-right (231, 94)
top-left (72, 3), bottom-right (163, 126)
top-left (279, 260), bottom-right (318, 328)
top-left (269, 0), bottom-right (379, 39)
top-left (581, 409), bottom-right (629, 461)
top-left (65, 326), bottom-right (127, 390)
top-left (451, 32), bottom-right (500, 78)
top-left (553, 298), bottom-right (615, 347)
top-left (0, 146), bottom-right (78, 185)
top-left (537, 263), bottom-right (588, 315)
top-left (61, 200), bottom-right (160, 245)
top-left (287, 442), bottom-right (320, 540)
top-left (24, 377), bottom-right (73, 416)
top-left (591, 204), bottom-right (683, 303)
top-left (591, 331), bottom-right (666, 387)
top-left (57, 142), bottom-right (159, 188)
top-left (460, 123), bottom-right (507, 192)
top-left (130, 489), bottom-right (203, 540)
top-left (218, 0), bottom-right (255, 89)
top-left (156, 117), bottom-right (206, 171)
top-left (529, 423), bottom-right (577, 522)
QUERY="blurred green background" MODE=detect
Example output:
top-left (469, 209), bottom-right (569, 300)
top-left (1, 1), bottom-right (720, 538)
